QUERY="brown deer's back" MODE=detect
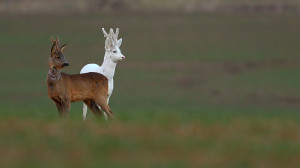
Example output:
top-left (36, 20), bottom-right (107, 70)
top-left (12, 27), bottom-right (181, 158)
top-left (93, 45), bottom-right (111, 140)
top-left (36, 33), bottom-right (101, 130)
top-left (61, 72), bottom-right (109, 102)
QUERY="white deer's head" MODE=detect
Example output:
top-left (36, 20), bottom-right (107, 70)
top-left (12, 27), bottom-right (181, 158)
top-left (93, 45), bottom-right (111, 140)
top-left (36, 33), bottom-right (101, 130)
top-left (102, 28), bottom-right (125, 63)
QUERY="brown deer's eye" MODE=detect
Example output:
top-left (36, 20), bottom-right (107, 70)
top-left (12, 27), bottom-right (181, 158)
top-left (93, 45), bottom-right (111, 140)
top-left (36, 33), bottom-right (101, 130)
top-left (56, 57), bottom-right (61, 60)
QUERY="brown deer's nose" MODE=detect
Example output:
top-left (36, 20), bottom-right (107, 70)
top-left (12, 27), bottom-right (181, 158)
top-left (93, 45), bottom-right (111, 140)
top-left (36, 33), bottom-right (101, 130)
top-left (63, 63), bottom-right (69, 67)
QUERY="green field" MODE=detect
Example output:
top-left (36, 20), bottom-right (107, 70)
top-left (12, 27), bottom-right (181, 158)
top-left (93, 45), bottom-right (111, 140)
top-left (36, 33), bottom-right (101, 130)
top-left (0, 13), bottom-right (300, 167)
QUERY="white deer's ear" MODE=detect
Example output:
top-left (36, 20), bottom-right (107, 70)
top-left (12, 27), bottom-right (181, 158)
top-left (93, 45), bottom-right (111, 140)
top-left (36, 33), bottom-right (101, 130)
top-left (117, 38), bottom-right (122, 47)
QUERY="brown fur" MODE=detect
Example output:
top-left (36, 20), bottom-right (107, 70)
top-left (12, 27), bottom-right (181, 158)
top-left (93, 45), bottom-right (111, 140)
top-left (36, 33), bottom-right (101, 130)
top-left (46, 37), bottom-right (113, 119)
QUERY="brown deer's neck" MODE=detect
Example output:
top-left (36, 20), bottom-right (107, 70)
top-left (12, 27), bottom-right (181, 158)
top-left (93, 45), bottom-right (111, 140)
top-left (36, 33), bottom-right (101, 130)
top-left (47, 67), bottom-right (62, 86)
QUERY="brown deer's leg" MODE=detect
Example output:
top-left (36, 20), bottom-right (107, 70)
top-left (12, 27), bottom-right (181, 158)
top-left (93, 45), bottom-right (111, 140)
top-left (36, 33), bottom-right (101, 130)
top-left (54, 99), bottom-right (70, 119)
top-left (83, 100), bottom-right (102, 118)
top-left (62, 100), bottom-right (70, 118)
top-left (55, 102), bottom-right (65, 117)
top-left (94, 97), bottom-right (114, 120)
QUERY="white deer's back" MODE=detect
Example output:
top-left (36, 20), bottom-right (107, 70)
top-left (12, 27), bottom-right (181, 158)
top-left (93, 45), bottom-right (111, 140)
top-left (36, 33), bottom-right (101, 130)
top-left (80, 63), bottom-right (114, 98)
top-left (80, 63), bottom-right (101, 74)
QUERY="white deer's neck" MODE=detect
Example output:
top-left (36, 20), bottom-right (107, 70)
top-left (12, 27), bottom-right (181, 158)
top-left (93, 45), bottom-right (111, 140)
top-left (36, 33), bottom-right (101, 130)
top-left (101, 53), bottom-right (117, 79)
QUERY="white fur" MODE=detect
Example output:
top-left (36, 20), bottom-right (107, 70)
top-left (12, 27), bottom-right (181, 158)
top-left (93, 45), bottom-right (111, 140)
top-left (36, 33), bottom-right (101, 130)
top-left (80, 28), bottom-right (125, 120)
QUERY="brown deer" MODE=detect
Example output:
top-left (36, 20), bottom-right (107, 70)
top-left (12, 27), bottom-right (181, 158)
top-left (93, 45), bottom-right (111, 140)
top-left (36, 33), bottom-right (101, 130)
top-left (47, 36), bottom-right (113, 119)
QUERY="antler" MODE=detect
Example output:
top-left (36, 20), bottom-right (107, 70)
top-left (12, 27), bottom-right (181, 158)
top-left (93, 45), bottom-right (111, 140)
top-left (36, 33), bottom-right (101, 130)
top-left (102, 28), bottom-right (109, 37)
top-left (56, 36), bottom-right (60, 46)
top-left (103, 28), bottom-right (121, 50)
top-left (115, 28), bottom-right (119, 41)
top-left (102, 28), bottom-right (119, 39)
top-left (50, 36), bottom-right (56, 44)
top-left (50, 36), bottom-right (60, 49)
top-left (109, 28), bottom-right (113, 35)
top-left (109, 28), bottom-right (114, 41)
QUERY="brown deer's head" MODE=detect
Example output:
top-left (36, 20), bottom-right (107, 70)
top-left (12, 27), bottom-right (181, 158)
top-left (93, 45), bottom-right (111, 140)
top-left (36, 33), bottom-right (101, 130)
top-left (49, 36), bottom-right (69, 69)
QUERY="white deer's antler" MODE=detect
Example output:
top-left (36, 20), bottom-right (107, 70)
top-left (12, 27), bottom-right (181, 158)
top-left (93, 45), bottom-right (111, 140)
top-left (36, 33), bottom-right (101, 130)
top-left (109, 28), bottom-right (114, 36)
top-left (102, 28), bottom-right (109, 37)
top-left (115, 28), bottom-right (119, 40)
top-left (103, 28), bottom-right (121, 50)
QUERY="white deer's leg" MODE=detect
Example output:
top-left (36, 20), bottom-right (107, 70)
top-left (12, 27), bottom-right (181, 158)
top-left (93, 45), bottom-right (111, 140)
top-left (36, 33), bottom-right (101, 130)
top-left (83, 103), bottom-right (88, 120)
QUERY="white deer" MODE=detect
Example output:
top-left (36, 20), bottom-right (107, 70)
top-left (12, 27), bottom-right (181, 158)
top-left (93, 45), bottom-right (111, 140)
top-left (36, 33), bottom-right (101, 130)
top-left (80, 28), bottom-right (125, 120)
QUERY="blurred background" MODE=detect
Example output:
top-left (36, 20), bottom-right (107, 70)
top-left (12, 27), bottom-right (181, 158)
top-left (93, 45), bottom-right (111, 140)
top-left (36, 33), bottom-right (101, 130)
top-left (0, 0), bottom-right (300, 167)
top-left (1, 0), bottom-right (300, 14)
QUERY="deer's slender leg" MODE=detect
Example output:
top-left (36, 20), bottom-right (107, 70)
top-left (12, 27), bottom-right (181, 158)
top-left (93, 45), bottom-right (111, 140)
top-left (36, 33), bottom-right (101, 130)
top-left (55, 102), bottom-right (64, 118)
top-left (95, 97), bottom-right (114, 120)
top-left (54, 99), bottom-right (70, 119)
top-left (99, 105), bottom-right (108, 120)
top-left (83, 103), bottom-right (88, 120)
top-left (83, 100), bottom-right (102, 118)
top-left (102, 96), bottom-right (111, 120)
top-left (62, 100), bottom-right (70, 118)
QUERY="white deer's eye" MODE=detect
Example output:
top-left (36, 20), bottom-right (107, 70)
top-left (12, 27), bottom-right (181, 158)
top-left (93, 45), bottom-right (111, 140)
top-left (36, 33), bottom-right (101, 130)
top-left (113, 50), bottom-right (117, 53)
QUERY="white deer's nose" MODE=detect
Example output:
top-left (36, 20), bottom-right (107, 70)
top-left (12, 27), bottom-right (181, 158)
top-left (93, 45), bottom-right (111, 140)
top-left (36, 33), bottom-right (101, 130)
top-left (121, 56), bottom-right (125, 60)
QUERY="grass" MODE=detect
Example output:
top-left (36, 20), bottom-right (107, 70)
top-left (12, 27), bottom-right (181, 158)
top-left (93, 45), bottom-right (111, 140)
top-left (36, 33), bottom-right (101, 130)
top-left (0, 13), bottom-right (300, 167)
top-left (1, 116), bottom-right (299, 168)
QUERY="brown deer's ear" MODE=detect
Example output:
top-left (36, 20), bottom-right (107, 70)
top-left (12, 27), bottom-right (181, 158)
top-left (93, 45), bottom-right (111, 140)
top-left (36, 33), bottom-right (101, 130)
top-left (61, 44), bottom-right (67, 52)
